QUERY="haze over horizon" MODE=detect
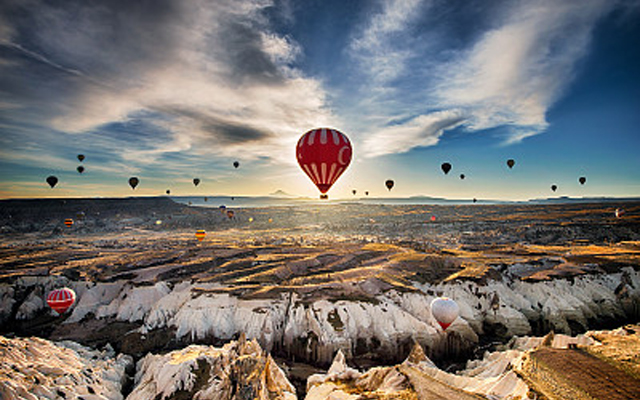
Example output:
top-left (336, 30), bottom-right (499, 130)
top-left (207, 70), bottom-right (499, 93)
top-left (1, 0), bottom-right (639, 201)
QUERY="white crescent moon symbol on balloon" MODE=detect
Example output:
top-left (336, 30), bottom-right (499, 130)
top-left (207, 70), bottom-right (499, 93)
top-left (337, 146), bottom-right (350, 165)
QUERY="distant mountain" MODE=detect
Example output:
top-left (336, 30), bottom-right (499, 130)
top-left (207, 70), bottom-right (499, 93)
top-left (527, 196), bottom-right (640, 204)
top-left (270, 190), bottom-right (295, 197)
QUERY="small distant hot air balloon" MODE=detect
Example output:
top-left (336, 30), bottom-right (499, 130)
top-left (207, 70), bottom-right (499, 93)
top-left (385, 180), bottom-right (394, 191)
top-left (352, 189), bottom-right (357, 195)
top-left (507, 159), bottom-right (515, 169)
top-left (233, 161), bottom-right (240, 169)
top-left (579, 176), bottom-right (586, 185)
top-left (460, 174), bottom-right (465, 180)
top-left (473, 198), bottom-right (477, 203)
top-left (64, 218), bottom-right (74, 227)
top-left (365, 191), bottom-right (369, 196)
top-left (431, 215), bottom-right (436, 222)
top-left (77, 154), bottom-right (85, 162)
top-left (47, 288), bottom-right (76, 314)
top-left (551, 185), bottom-right (557, 192)
top-left (193, 178), bottom-right (200, 186)
top-left (430, 297), bottom-right (459, 331)
top-left (297, 128), bottom-right (352, 199)
top-left (166, 189), bottom-right (171, 195)
top-left (615, 208), bottom-right (625, 218)
top-left (129, 177), bottom-right (139, 189)
top-left (248, 217), bottom-right (254, 222)
top-left (441, 163), bottom-right (452, 175)
top-left (227, 210), bottom-right (235, 219)
top-left (77, 166), bottom-right (85, 174)
top-left (195, 229), bottom-right (206, 241)
top-left (268, 218), bottom-right (273, 223)
top-left (155, 220), bottom-right (162, 225)
top-left (46, 176), bottom-right (58, 188)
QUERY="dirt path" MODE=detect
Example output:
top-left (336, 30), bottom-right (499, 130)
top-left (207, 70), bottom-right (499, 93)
top-left (531, 348), bottom-right (640, 400)
top-left (399, 365), bottom-right (486, 400)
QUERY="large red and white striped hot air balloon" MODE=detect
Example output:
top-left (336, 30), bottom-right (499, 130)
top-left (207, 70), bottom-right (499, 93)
top-left (47, 287), bottom-right (76, 314)
top-left (296, 128), bottom-right (352, 199)
top-left (430, 297), bottom-right (459, 331)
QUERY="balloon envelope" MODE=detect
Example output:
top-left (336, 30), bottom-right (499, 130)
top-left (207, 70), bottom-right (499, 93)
top-left (615, 208), bottom-right (625, 218)
top-left (195, 229), bottom-right (206, 241)
top-left (227, 210), bottom-right (235, 219)
top-left (77, 154), bottom-right (85, 162)
top-left (441, 163), bottom-right (451, 175)
top-left (507, 159), bottom-right (515, 169)
top-left (64, 218), bottom-right (73, 227)
top-left (77, 166), bottom-right (85, 174)
top-left (460, 174), bottom-right (465, 180)
top-left (352, 189), bottom-right (356, 195)
top-left (46, 176), bottom-right (58, 188)
top-left (166, 189), bottom-right (171, 195)
top-left (551, 185), bottom-right (557, 192)
top-left (430, 297), bottom-right (459, 331)
top-left (129, 177), bottom-right (139, 189)
top-left (233, 161), bottom-right (240, 168)
top-left (47, 288), bottom-right (76, 314)
top-left (297, 128), bottom-right (352, 196)
top-left (193, 178), bottom-right (200, 186)
top-left (385, 180), bottom-right (394, 191)
top-left (579, 176), bottom-right (586, 185)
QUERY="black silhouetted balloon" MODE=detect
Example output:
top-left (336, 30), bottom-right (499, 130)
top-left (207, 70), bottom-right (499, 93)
top-left (46, 176), bottom-right (58, 188)
top-left (77, 166), bottom-right (84, 174)
top-left (441, 163), bottom-right (451, 175)
top-left (579, 177), bottom-right (586, 185)
top-left (233, 161), bottom-right (239, 168)
top-left (385, 180), bottom-right (394, 191)
top-left (473, 198), bottom-right (477, 203)
top-left (129, 177), bottom-right (139, 189)
top-left (166, 189), bottom-right (171, 195)
top-left (460, 174), bottom-right (465, 180)
top-left (77, 154), bottom-right (85, 162)
top-left (507, 159), bottom-right (515, 169)
top-left (551, 184), bottom-right (557, 192)
top-left (352, 189), bottom-right (356, 195)
top-left (193, 178), bottom-right (200, 186)
top-left (365, 191), bottom-right (369, 196)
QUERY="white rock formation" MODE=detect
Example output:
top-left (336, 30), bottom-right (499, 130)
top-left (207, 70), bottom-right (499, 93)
top-left (0, 336), bottom-right (132, 400)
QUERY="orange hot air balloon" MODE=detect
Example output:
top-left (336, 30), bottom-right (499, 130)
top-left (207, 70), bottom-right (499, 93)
top-left (297, 128), bottom-right (352, 198)
top-left (47, 288), bottom-right (76, 314)
top-left (64, 218), bottom-right (74, 227)
top-left (195, 230), bottom-right (206, 241)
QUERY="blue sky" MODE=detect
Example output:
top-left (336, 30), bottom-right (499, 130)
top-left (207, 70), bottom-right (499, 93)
top-left (0, 0), bottom-right (638, 200)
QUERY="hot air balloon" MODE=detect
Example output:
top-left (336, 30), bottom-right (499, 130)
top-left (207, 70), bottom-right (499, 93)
top-left (430, 297), bottom-right (459, 331)
top-left (77, 166), bottom-right (85, 174)
top-left (352, 189), bottom-right (357, 195)
top-left (64, 218), bottom-right (74, 227)
top-left (507, 159), bottom-right (515, 169)
top-left (155, 220), bottom-right (163, 225)
top-left (385, 180), bottom-right (394, 191)
top-left (47, 288), bottom-right (76, 314)
top-left (77, 154), bottom-right (85, 162)
top-left (365, 191), bottom-right (369, 196)
top-left (473, 198), bottom-right (477, 203)
top-left (193, 178), bottom-right (200, 187)
top-left (233, 161), bottom-right (240, 169)
top-left (296, 128), bottom-right (352, 199)
top-left (248, 217), bottom-right (254, 222)
top-left (129, 177), bottom-right (139, 189)
top-left (551, 185), bottom-right (557, 192)
top-left (441, 163), bottom-right (451, 175)
top-left (615, 208), bottom-right (625, 218)
top-left (227, 210), bottom-right (235, 219)
top-left (268, 218), bottom-right (273, 223)
top-left (195, 229), bottom-right (206, 241)
top-left (460, 174), bottom-right (465, 180)
top-left (579, 176), bottom-right (586, 185)
top-left (46, 176), bottom-right (58, 188)
top-left (166, 189), bottom-right (171, 195)
top-left (431, 215), bottom-right (436, 222)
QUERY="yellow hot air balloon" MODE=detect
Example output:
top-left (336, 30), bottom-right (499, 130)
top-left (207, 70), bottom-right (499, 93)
top-left (195, 229), bottom-right (206, 241)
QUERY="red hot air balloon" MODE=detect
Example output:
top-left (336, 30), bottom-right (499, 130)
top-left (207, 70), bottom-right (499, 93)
top-left (47, 288), bottom-right (76, 314)
top-left (297, 128), bottom-right (352, 198)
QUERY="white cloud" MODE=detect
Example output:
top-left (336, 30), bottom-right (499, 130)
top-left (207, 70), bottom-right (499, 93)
top-left (363, 110), bottom-right (466, 157)
top-left (434, 0), bottom-right (616, 140)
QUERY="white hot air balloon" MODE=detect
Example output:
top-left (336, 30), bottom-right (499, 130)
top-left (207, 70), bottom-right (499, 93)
top-left (615, 208), bottom-right (625, 218)
top-left (430, 297), bottom-right (459, 331)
